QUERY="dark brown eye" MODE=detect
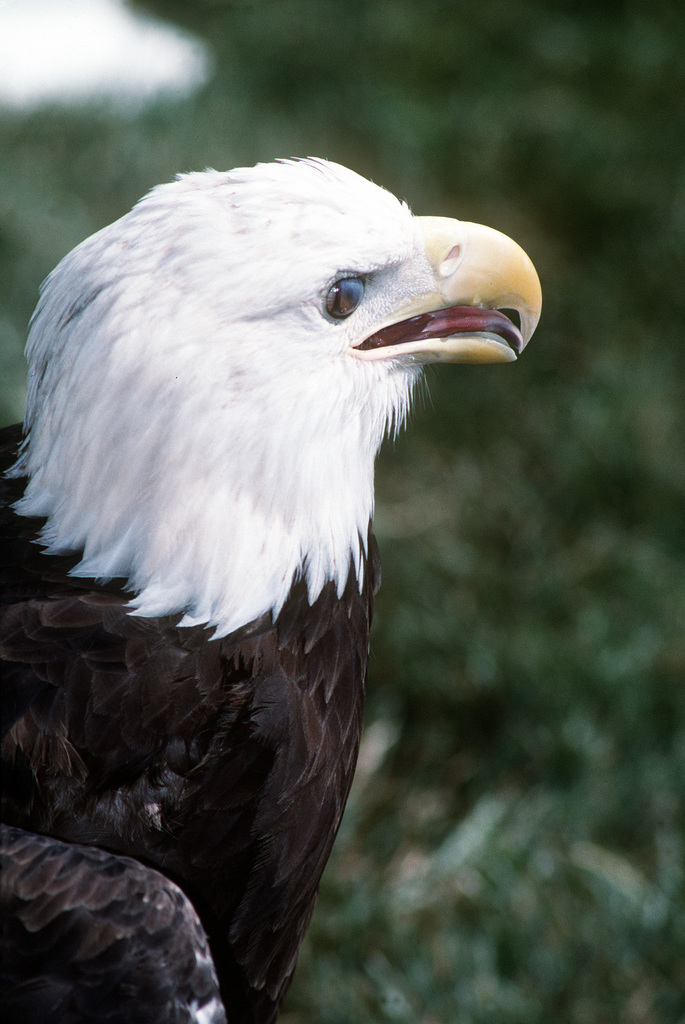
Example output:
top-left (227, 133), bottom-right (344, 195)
top-left (326, 277), bottom-right (365, 319)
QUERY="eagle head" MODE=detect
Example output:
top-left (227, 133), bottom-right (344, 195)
top-left (12, 158), bottom-right (541, 636)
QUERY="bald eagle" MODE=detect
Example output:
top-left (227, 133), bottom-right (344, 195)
top-left (0, 158), bottom-right (541, 1024)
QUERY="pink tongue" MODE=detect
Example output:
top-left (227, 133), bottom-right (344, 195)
top-left (358, 306), bottom-right (523, 353)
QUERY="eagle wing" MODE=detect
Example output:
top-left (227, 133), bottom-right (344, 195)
top-left (0, 824), bottom-right (226, 1024)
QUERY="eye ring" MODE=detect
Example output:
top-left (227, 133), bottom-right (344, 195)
top-left (326, 276), bottom-right (365, 319)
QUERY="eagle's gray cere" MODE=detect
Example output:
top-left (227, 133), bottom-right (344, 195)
top-left (0, 157), bottom-right (541, 1024)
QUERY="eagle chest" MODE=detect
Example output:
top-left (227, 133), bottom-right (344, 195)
top-left (176, 574), bottom-right (373, 908)
top-left (160, 573), bottom-right (374, 1014)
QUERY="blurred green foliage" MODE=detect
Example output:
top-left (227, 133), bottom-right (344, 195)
top-left (1, 1), bottom-right (683, 1021)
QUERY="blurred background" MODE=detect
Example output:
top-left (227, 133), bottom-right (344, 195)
top-left (1, 0), bottom-right (683, 1020)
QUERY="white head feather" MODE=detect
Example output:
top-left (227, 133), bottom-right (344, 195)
top-left (12, 159), bottom-right (436, 636)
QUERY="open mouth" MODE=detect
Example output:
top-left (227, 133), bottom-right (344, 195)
top-left (356, 305), bottom-right (524, 356)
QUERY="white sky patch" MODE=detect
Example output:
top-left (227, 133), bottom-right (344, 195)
top-left (0, 0), bottom-right (211, 111)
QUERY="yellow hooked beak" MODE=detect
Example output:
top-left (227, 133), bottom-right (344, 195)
top-left (352, 216), bottom-right (542, 364)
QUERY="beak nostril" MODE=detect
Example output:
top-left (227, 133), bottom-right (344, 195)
top-left (440, 244), bottom-right (463, 277)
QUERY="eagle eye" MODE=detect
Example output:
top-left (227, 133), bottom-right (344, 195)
top-left (326, 277), bottom-right (365, 319)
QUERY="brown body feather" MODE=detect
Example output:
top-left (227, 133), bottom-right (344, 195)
top-left (1, 423), bottom-right (380, 1023)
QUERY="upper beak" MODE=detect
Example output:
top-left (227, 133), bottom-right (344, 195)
top-left (352, 216), bottom-right (542, 364)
